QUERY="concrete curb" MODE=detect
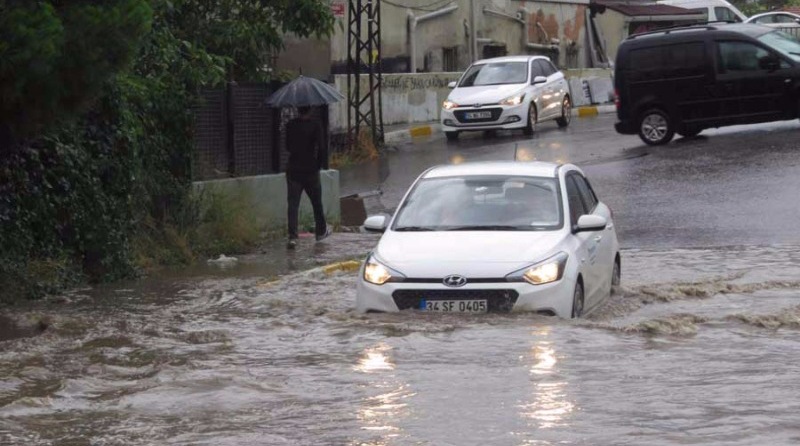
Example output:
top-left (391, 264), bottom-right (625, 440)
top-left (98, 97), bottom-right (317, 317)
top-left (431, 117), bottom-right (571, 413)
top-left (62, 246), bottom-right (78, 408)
top-left (383, 103), bottom-right (615, 145)
top-left (573, 104), bottom-right (616, 117)
top-left (384, 123), bottom-right (442, 145)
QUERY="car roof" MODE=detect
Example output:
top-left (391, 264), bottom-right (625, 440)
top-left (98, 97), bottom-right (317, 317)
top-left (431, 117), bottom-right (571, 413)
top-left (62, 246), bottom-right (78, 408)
top-left (422, 161), bottom-right (562, 179)
top-left (472, 55), bottom-right (549, 65)
top-left (748, 11), bottom-right (800, 19)
top-left (623, 22), bottom-right (772, 44)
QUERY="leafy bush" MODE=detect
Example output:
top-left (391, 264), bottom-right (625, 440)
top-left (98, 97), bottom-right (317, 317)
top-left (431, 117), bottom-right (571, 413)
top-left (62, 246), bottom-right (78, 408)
top-left (0, 0), bottom-right (335, 302)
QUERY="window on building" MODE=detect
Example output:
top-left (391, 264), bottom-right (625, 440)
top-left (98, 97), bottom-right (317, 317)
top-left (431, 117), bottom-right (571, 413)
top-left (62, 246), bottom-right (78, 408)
top-left (443, 47), bottom-right (458, 72)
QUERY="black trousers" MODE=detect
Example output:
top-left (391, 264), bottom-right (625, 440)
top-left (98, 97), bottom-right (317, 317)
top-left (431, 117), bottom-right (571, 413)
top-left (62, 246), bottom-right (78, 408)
top-left (286, 171), bottom-right (326, 239)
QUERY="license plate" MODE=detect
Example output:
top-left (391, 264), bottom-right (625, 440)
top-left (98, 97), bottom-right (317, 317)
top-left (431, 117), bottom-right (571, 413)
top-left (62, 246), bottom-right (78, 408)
top-left (421, 299), bottom-right (487, 313)
top-left (464, 111), bottom-right (492, 120)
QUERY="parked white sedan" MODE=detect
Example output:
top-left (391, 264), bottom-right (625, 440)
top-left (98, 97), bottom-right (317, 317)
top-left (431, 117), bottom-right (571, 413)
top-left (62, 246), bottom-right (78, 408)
top-left (356, 161), bottom-right (620, 318)
top-left (440, 56), bottom-right (572, 141)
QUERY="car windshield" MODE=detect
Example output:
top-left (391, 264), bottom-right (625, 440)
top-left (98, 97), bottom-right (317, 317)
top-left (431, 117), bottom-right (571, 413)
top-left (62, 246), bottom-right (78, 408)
top-left (758, 30), bottom-right (800, 61)
top-left (458, 62), bottom-right (528, 87)
top-left (392, 175), bottom-right (563, 231)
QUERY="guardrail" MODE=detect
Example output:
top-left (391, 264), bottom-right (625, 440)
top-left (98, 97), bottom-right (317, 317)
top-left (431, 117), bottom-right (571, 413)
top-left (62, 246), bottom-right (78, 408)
top-left (776, 26), bottom-right (800, 38)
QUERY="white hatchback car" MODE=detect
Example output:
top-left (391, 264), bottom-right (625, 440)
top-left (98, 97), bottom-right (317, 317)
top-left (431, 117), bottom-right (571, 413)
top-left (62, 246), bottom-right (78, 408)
top-left (440, 56), bottom-right (572, 141)
top-left (356, 161), bottom-right (620, 318)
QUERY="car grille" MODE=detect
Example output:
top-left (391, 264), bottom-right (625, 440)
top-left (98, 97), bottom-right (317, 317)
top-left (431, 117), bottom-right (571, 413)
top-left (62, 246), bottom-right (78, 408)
top-left (392, 289), bottom-right (519, 312)
top-left (453, 107), bottom-right (503, 123)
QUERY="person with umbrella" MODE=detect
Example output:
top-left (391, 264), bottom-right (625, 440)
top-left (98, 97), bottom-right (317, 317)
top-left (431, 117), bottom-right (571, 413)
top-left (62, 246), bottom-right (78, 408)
top-left (266, 76), bottom-right (345, 249)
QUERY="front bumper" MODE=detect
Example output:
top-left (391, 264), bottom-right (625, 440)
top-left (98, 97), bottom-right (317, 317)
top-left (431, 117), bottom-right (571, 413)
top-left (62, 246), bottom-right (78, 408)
top-left (440, 103), bottom-right (528, 131)
top-left (356, 276), bottom-right (575, 318)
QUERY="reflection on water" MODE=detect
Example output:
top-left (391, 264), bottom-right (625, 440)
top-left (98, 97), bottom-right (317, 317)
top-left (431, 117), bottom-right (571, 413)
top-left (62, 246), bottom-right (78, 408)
top-left (519, 328), bottom-right (575, 430)
top-left (355, 344), bottom-right (412, 444)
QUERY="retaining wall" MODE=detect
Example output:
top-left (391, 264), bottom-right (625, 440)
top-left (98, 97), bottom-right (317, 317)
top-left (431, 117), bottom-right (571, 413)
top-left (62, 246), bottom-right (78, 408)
top-left (330, 69), bottom-right (614, 132)
top-left (193, 170), bottom-right (341, 231)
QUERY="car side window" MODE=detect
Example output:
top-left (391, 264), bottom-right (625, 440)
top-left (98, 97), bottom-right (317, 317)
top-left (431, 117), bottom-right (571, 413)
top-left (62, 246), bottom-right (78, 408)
top-left (565, 175), bottom-right (586, 227)
top-left (717, 41), bottom-right (771, 73)
top-left (530, 60), bottom-right (545, 79)
top-left (715, 7), bottom-right (741, 23)
top-left (536, 60), bottom-right (553, 77)
top-left (573, 175), bottom-right (598, 213)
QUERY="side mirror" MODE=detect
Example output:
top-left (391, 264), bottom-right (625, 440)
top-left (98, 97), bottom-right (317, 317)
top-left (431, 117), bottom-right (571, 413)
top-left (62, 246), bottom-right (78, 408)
top-left (759, 55), bottom-right (780, 71)
top-left (363, 215), bottom-right (389, 233)
top-left (447, 81), bottom-right (457, 89)
top-left (574, 214), bottom-right (607, 233)
top-left (532, 75), bottom-right (547, 85)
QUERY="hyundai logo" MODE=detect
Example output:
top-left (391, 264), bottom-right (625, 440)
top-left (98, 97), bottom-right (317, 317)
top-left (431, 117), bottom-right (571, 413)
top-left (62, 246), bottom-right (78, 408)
top-left (443, 274), bottom-right (467, 287)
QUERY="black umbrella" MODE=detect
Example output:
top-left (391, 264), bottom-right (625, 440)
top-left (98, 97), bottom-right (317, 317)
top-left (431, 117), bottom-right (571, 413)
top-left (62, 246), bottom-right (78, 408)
top-left (266, 75), bottom-right (345, 108)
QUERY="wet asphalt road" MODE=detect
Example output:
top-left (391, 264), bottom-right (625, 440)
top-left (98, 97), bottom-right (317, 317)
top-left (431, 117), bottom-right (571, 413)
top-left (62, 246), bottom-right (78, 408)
top-left (340, 114), bottom-right (800, 249)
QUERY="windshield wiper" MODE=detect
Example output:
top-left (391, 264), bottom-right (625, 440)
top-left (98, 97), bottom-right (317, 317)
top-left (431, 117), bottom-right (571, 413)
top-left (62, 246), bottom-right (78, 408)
top-left (790, 51), bottom-right (800, 56)
top-left (446, 225), bottom-right (522, 231)
top-left (394, 226), bottom-right (436, 231)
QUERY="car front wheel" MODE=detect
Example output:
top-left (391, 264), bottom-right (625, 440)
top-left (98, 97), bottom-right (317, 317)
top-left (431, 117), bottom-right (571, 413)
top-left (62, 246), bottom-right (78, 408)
top-left (571, 281), bottom-right (584, 318)
top-left (523, 104), bottom-right (537, 136)
top-left (638, 108), bottom-right (674, 145)
top-left (556, 96), bottom-right (571, 128)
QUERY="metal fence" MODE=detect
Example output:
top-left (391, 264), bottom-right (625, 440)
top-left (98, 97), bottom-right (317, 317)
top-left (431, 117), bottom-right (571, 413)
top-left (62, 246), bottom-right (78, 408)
top-left (192, 82), bottom-right (329, 181)
top-left (777, 26), bottom-right (800, 39)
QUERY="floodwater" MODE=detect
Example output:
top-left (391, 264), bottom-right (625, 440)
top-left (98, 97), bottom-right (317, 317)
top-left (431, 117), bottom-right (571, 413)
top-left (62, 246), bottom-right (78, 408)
top-left (2, 241), bottom-right (800, 445)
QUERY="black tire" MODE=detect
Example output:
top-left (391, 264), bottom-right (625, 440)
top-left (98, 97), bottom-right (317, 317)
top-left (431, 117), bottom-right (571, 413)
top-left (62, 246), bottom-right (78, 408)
top-left (445, 131), bottom-right (459, 142)
top-left (637, 108), bottom-right (674, 146)
top-left (571, 280), bottom-right (585, 318)
top-left (678, 128), bottom-right (702, 138)
top-left (556, 96), bottom-right (572, 128)
top-left (611, 257), bottom-right (621, 296)
top-left (523, 104), bottom-right (537, 136)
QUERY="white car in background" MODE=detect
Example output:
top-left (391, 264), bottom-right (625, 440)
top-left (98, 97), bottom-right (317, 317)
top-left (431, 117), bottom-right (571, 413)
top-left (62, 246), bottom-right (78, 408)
top-left (656, 0), bottom-right (747, 22)
top-left (745, 12), bottom-right (800, 30)
top-left (440, 56), bottom-right (572, 141)
top-left (355, 161), bottom-right (620, 318)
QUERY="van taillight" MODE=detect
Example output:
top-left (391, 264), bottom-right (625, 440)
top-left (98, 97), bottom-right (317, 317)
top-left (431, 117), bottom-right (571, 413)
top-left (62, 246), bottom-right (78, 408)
top-left (614, 89), bottom-right (620, 109)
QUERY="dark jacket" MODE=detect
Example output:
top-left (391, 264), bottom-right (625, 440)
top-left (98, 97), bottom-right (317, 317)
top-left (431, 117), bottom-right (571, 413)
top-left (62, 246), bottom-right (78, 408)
top-left (286, 117), bottom-right (327, 174)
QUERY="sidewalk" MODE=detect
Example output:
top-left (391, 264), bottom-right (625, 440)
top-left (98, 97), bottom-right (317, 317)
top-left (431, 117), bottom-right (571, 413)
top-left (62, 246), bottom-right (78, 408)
top-left (383, 103), bottom-right (616, 146)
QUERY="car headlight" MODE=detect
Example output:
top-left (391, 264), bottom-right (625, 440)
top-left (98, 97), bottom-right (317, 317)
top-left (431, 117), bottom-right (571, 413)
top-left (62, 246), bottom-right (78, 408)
top-left (506, 252), bottom-right (568, 285)
top-left (443, 100), bottom-right (459, 110)
top-left (500, 94), bottom-right (525, 106)
top-left (363, 254), bottom-right (405, 285)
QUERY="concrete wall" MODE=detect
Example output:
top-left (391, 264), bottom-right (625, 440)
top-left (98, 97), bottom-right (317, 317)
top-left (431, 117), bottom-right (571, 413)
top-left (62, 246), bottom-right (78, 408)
top-left (594, 10), bottom-right (628, 65)
top-left (329, 68), bottom-right (613, 131)
top-left (275, 34), bottom-right (332, 79)
top-left (193, 170), bottom-right (341, 231)
top-left (330, 72), bottom-right (461, 131)
top-left (330, 0), bottom-right (592, 74)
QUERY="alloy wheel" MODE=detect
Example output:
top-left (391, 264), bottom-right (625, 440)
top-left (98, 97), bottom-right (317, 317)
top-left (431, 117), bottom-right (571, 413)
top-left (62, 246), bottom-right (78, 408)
top-left (641, 113), bottom-right (668, 143)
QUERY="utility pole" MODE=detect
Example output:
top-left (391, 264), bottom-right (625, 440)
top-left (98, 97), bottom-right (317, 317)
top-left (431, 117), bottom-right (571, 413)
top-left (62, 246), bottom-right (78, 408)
top-left (347, 0), bottom-right (384, 150)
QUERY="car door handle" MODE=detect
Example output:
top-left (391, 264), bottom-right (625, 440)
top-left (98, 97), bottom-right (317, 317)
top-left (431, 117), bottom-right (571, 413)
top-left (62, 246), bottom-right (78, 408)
top-left (594, 235), bottom-right (603, 242)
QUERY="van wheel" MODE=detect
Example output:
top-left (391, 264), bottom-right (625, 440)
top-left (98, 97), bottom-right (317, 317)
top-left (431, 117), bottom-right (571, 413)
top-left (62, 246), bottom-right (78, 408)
top-left (678, 128), bottom-right (702, 138)
top-left (556, 96), bottom-right (571, 128)
top-left (445, 131), bottom-right (459, 142)
top-left (571, 280), bottom-right (584, 318)
top-left (611, 256), bottom-right (621, 295)
top-left (523, 104), bottom-right (537, 136)
top-left (638, 109), bottom-right (674, 145)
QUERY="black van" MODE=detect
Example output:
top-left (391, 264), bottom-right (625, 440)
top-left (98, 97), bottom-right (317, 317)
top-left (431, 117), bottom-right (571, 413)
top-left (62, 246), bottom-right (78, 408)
top-left (614, 23), bottom-right (800, 145)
